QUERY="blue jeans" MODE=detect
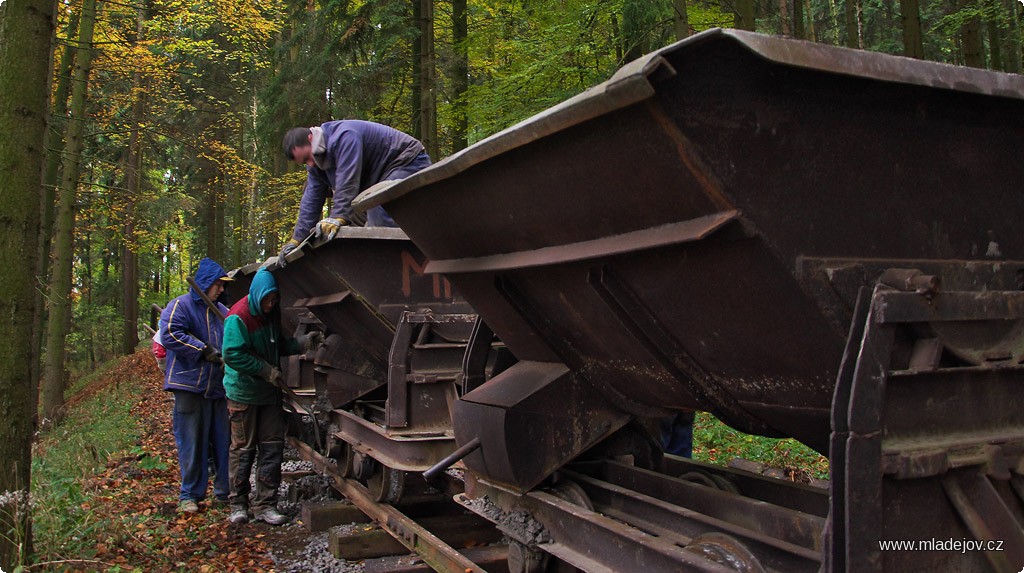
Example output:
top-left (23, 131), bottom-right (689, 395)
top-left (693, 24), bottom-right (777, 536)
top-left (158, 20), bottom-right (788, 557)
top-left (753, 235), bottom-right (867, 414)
top-left (369, 152), bottom-right (432, 227)
top-left (660, 412), bottom-right (695, 458)
top-left (172, 391), bottom-right (230, 501)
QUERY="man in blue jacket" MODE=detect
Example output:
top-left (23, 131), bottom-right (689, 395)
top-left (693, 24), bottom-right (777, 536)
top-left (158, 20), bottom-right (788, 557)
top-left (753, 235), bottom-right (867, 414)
top-left (278, 120), bottom-right (431, 259)
top-left (160, 258), bottom-right (233, 513)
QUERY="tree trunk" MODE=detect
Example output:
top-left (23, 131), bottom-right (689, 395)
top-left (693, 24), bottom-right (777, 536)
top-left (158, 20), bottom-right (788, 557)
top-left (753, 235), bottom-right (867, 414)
top-left (165, 234), bottom-right (172, 298)
top-left (735, 0), bottom-right (757, 31)
top-left (1006, 0), bottom-right (1022, 72)
top-left (845, 0), bottom-right (863, 47)
top-left (418, 0), bottom-right (437, 158)
top-left (829, 0), bottom-right (841, 43)
top-left (451, 0), bottom-right (469, 152)
top-left (152, 242), bottom-right (161, 293)
top-left (900, 0), bottom-right (924, 58)
top-left (41, 0), bottom-right (98, 427)
top-left (610, 13), bottom-right (624, 61)
top-left (674, 0), bottom-right (690, 40)
top-left (804, 0), bottom-right (817, 40)
top-left (959, 0), bottom-right (985, 68)
top-left (0, 0), bottom-right (55, 565)
top-left (779, 0), bottom-right (793, 36)
top-left (31, 10), bottom-right (80, 394)
top-left (411, 0), bottom-right (422, 140)
top-left (120, 0), bottom-right (147, 355)
top-left (794, 0), bottom-right (805, 38)
top-left (987, 15), bottom-right (1002, 70)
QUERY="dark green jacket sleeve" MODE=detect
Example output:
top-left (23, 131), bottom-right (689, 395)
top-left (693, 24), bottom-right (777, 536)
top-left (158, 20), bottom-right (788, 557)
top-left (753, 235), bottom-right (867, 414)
top-left (222, 315), bottom-right (270, 376)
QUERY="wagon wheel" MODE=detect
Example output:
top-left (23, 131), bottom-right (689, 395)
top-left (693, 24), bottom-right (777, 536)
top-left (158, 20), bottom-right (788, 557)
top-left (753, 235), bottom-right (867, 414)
top-left (678, 470), bottom-right (741, 495)
top-left (351, 451), bottom-right (377, 482)
top-left (367, 465), bottom-right (406, 504)
top-left (683, 532), bottom-right (767, 573)
top-left (326, 437), bottom-right (354, 478)
top-left (507, 540), bottom-right (578, 573)
top-left (547, 479), bottom-right (594, 511)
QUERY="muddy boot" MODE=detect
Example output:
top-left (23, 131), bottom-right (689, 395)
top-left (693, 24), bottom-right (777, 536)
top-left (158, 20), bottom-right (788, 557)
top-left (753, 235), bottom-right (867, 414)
top-left (253, 505), bottom-right (288, 525)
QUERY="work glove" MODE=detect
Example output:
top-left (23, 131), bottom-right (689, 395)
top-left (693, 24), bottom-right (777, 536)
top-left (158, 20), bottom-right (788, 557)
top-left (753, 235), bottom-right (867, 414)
top-left (313, 217), bottom-right (347, 242)
top-left (259, 364), bottom-right (284, 388)
top-left (278, 239), bottom-right (300, 267)
top-left (297, 331), bottom-right (325, 353)
top-left (201, 345), bottom-right (223, 365)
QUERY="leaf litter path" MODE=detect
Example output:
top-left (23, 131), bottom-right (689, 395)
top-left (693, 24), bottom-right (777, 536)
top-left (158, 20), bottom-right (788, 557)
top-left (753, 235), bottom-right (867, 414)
top-left (70, 350), bottom-right (303, 572)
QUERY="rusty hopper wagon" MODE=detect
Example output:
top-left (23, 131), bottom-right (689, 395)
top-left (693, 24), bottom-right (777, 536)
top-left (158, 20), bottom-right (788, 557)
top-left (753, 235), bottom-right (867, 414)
top-left (228, 228), bottom-right (506, 503)
top-left (355, 29), bottom-right (1024, 573)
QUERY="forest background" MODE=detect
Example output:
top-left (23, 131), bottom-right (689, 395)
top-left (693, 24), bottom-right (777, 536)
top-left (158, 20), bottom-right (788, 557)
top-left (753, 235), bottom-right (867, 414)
top-left (0, 0), bottom-right (1020, 566)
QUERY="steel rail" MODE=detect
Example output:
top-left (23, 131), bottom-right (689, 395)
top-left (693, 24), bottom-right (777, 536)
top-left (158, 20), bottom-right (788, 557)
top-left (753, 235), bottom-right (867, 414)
top-left (289, 437), bottom-right (489, 573)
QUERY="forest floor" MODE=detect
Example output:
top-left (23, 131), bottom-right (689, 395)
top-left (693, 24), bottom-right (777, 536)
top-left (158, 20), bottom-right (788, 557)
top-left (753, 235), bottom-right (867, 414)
top-left (30, 350), bottom-right (352, 573)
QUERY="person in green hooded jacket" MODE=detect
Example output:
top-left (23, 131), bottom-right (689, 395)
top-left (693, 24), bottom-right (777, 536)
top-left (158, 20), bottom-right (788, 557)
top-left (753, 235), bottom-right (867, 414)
top-left (221, 268), bottom-right (321, 524)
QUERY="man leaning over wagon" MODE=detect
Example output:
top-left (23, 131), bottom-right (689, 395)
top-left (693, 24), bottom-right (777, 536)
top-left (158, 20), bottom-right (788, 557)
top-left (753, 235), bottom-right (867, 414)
top-left (221, 268), bottom-right (322, 525)
top-left (159, 257), bottom-right (233, 513)
top-left (277, 119), bottom-right (431, 261)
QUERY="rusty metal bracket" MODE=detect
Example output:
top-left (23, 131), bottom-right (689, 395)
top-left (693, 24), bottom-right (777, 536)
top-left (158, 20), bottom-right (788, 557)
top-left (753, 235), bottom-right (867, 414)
top-left (830, 281), bottom-right (1024, 573)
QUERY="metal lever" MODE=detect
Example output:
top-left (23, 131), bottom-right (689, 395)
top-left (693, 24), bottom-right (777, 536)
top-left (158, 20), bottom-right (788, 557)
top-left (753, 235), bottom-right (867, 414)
top-left (423, 437), bottom-right (481, 487)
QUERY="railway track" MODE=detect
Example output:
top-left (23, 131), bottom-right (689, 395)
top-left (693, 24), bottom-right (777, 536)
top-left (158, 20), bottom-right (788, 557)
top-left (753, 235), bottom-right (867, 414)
top-left (290, 437), bottom-right (502, 573)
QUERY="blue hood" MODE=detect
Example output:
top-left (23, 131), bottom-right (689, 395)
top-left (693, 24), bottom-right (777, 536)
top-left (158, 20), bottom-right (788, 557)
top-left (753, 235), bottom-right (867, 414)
top-left (248, 269), bottom-right (279, 318)
top-left (190, 258), bottom-right (230, 302)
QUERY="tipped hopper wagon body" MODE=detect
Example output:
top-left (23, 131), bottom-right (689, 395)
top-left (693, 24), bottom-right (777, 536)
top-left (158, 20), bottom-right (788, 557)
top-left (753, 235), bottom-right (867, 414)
top-left (354, 29), bottom-right (1024, 572)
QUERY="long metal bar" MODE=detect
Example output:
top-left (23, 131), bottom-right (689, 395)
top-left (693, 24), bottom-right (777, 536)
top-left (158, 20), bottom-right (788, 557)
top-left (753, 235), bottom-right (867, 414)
top-left (941, 470), bottom-right (1024, 573)
top-left (584, 461), bottom-right (825, 551)
top-left (656, 456), bottom-right (829, 517)
top-left (873, 290), bottom-right (1024, 324)
top-left (560, 469), bottom-right (821, 571)
top-left (460, 484), bottom-right (737, 572)
top-left (290, 437), bottom-right (489, 573)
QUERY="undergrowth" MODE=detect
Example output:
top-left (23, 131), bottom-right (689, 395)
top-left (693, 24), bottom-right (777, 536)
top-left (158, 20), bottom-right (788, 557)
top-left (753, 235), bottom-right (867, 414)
top-left (692, 412), bottom-right (830, 480)
top-left (30, 358), bottom-right (145, 571)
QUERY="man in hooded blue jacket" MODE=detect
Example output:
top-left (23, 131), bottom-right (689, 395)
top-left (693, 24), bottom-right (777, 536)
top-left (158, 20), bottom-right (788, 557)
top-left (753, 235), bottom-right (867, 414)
top-left (160, 257), bottom-right (233, 513)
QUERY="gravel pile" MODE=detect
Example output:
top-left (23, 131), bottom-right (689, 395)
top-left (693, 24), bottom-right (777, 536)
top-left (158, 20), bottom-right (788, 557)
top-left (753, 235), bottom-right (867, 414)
top-left (270, 531), bottom-right (363, 573)
top-left (464, 495), bottom-right (549, 545)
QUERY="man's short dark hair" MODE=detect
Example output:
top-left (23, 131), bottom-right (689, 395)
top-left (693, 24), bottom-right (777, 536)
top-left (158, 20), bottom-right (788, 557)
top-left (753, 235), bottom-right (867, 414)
top-left (282, 127), bottom-right (312, 159)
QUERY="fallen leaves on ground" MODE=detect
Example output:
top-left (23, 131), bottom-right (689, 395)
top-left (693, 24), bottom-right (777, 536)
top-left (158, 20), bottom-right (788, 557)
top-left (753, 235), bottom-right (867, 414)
top-left (65, 350), bottom-right (277, 572)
